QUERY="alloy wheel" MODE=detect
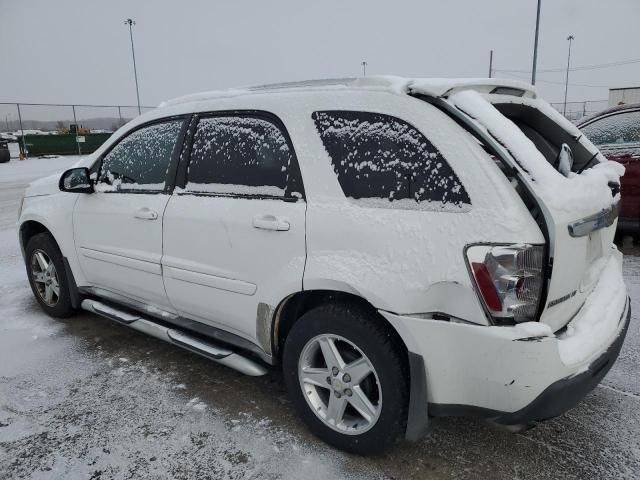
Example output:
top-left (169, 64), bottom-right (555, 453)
top-left (298, 334), bottom-right (382, 435)
top-left (30, 249), bottom-right (60, 307)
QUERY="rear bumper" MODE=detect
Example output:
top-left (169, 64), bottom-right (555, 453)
top-left (429, 298), bottom-right (630, 424)
top-left (381, 250), bottom-right (629, 422)
top-left (494, 301), bottom-right (630, 424)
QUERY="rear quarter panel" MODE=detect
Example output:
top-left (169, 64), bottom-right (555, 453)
top-left (280, 91), bottom-right (545, 322)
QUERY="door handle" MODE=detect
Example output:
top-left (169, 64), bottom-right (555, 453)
top-left (252, 214), bottom-right (290, 231)
top-left (134, 207), bottom-right (159, 220)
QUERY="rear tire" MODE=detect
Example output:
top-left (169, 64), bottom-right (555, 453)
top-left (25, 232), bottom-right (76, 318)
top-left (283, 302), bottom-right (408, 454)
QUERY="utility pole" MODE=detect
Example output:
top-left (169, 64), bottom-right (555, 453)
top-left (16, 103), bottom-right (26, 159)
top-left (488, 50), bottom-right (494, 78)
top-left (531, 0), bottom-right (542, 84)
top-left (563, 35), bottom-right (575, 117)
top-left (124, 18), bottom-right (142, 115)
top-left (361, 61), bottom-right (367, 77)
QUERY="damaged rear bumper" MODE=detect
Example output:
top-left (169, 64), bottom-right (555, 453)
top-left (381, 250), bottom-right (629, 432)
top-left (493, 300), bottom-right (630, 424)
top-left (428, 297), bottom-right (630, 424)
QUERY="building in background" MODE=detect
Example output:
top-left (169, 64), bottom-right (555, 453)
top-left (609, 86), bottom-right (640, 106)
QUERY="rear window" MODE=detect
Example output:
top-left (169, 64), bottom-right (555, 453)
top-left (312, 110), bottom-right (471, 210)
top-left (581, 110), bottom-right (640, 146)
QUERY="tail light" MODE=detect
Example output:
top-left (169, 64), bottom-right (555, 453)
top-left (466, 244), bottom-right (544, 323)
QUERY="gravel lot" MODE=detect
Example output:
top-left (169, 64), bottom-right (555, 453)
top-left (1, 156), bottom-right (639, 479)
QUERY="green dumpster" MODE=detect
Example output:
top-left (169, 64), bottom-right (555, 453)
top-left (20, 133), bottom-right (112, 156)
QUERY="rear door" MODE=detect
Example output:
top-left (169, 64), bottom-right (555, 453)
top-left (441, 91), bottom-right (622, 331)
top-left (74, 117), bottom-right (185, 309)
top-left (162, 112), bottom-right (306, 343)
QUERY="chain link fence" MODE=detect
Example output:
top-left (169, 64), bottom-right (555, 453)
top-left (1, 99), bottom-right (612, 158)
top-left (0, 102), bottom-right (156, 158)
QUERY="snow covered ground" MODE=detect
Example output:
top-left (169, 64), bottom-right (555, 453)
top-left (0, 157), bottom-right (639, 479)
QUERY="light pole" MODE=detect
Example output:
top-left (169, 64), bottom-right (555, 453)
top-left (563, 35), bottom-right (575, 117)
top-left (488, 50), bottom-right (494, 78)
top-left (124, 18), bottom-right (142, 115)
top-left (531, 0), bottom-right (542, 85)
top-left (361, 61), bottom-right (367, 77)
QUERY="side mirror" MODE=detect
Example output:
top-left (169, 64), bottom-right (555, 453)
top-left (59, 167), bottom-right (94, 193)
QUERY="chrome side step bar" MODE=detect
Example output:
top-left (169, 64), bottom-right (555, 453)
top-left (81, 299), bottom-right (267, 376)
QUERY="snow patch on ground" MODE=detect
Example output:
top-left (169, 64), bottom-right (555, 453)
top-left (186, 397), bottom-right (207, 411)
top-left (0, 156), bottom-right (81, 184)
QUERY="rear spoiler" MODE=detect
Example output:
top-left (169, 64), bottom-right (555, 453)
top-left (407, 78), bottom-right (537, 100)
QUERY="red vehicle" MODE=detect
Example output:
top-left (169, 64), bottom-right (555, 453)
top-left (578, 103), bottom-right (640, 233)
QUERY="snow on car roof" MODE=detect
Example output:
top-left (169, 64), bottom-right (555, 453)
top-left (159, 76), bottom-right (537, 108)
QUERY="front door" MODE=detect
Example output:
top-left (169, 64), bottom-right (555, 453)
top-left (162, 113), bottom-right (307, 343)
top-left (74, 118), bottom-right (185, 309)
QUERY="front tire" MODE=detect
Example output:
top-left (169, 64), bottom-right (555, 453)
top-left (283, 303), bottom-right (408, 454)
top-left (25, 232), bottom-right (76, 318)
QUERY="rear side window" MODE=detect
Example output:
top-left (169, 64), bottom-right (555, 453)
top-left (312, 111), bottom-right (471, 210)
top-left (97, 119), bottom-right (183, 192)
top-left (581, 110), bottom-right (640, 146)
top-left (185, 115), bottom-right (302, 198)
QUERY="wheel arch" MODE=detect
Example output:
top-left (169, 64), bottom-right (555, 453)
top-left (271, 289), bottom-right (408, 364)
top-left (19, 220), bottom-right (57, 255)
top-left (20, 218), bottom-right (83, 309)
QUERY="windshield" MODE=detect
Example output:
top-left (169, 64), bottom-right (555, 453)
top-left (580, 109), bottom-right (640, 147)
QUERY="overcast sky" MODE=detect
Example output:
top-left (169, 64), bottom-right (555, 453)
top-left (2, 0), bottom-right (639, 110)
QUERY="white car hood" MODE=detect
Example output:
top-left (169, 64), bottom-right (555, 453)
top-left (24, 155), bottom-right (93, 198)
top-left (25, 172), bottom-right (63, 197)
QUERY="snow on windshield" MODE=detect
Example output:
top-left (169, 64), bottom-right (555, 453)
top-left (449, 89), bottom-right (624, 216)
top-left (581, 109), bottom-right (640, 146)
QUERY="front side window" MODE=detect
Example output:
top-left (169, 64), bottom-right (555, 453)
top-left (581, 110), bottom-right (640, 146)
top-left (312, 110), bottom-right (471, 210)
top-left (185, 115), bottom-right (302, 198)
top-left (97, 119), bottom-right (183, 191)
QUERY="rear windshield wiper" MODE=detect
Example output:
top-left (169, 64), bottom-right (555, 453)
top-left (576, 152), bottom-right (599, 174)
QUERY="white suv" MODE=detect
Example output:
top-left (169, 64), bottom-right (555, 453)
top-left (18, 77), bottom-right (629, 454)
